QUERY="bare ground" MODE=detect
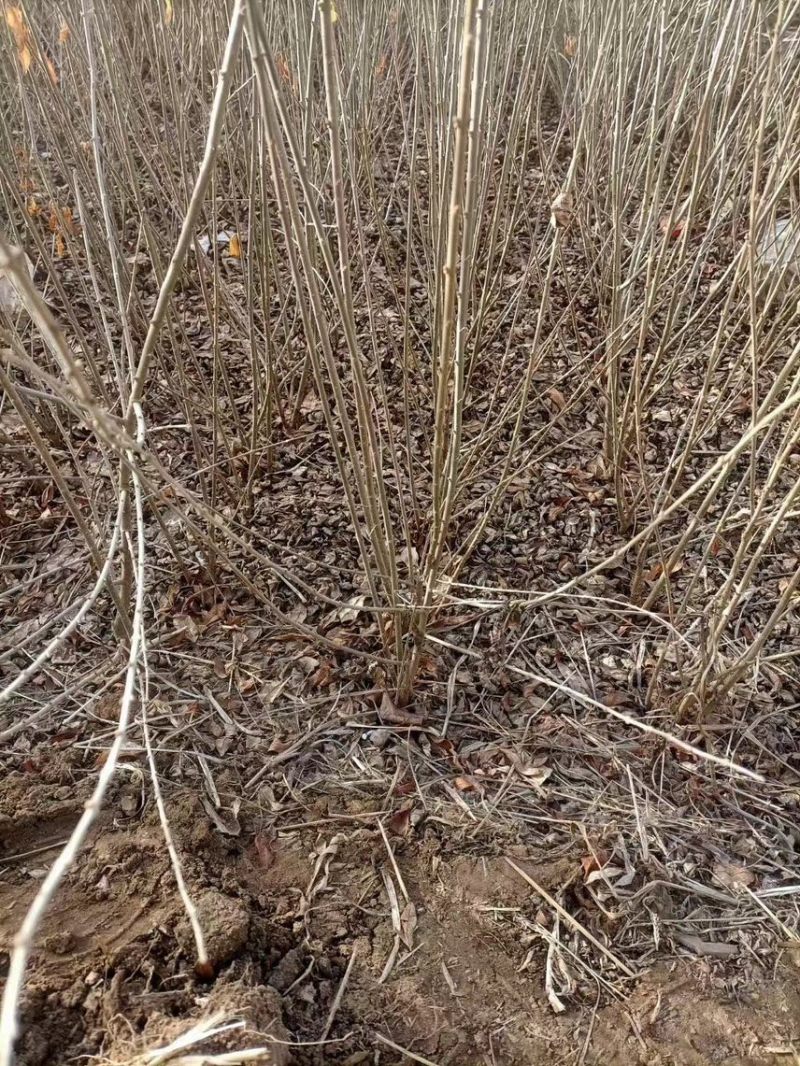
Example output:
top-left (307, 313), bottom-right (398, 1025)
top-left (1, 732), bottom-right (799, 1066)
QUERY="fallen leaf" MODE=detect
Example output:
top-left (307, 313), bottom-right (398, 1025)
top-left (387, 806), bottom-right (412, 836)
top-left (45, 54), bottom-right (58, 85)
top-left (563, 34), bottom-right (577, 57)
top-left (164, 0), bottom-right (174, 24)
top-left (379, 691), bottom-right (424, 727)
top-left (227, 233), bottom-right (242, 258)
top-left (253, 830), bottom-right (277, 869)
top-left (713, 861), bottom-right (755, 893)
top-left (547, 386), bottom-right (567, 411)
top-left (399, 900), bottom-right (417, 948)
top-left (61, 206), bottom-right (77, 235)
top-left (5, 6), bottom-right (24, 34)
top-left (454, 775), bottom-right (478, 792)
top-left (644, 558), bottom-right (683, 583)
top-left (58, 19), bottom-right (71, 43)
top-left (393, 774), bottom-right (416, 797)
top-left (581, 850), bottom-right (609, 879)
top-left (276, 53), bottom-right (293, 87)
top-left (600, 689), bottom-right (628, 707)
top-left (201, 797), bottom-right (241, 836)
top-left (551, 190), bottom-right (573, 228)
top-left (310, 660), bottom-right (333, 688)
top-left (429, 735), bottom-right (458, 763)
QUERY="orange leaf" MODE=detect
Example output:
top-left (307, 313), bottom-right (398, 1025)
top-left (454, 775), bottom-right (477, 792)
top-left (25, 196), bottom-right (41, 218)
top-left (19, 41), bottom-right (32, 73)
top-left (563, 34), bottom-right (577, 57)
top-left (45, 54), bottom-right (58, 86)
top-left (227, 233), bottom-right (242, 258)
top-left (55, 231), bottom-right (66, 258)
top-left (276, 53), bottom-right (293, 87)
top-left (58, 19), bottom-right (71, 44)
top-left (4, 6), bottom-right (24, 35)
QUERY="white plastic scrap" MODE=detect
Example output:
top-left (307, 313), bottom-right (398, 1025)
top-left (0, 252), bottom-right (34, 315)
top-left (757, 217), bottom-right (800, 274)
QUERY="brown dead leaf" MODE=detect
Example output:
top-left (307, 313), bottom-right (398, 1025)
top-left (454, 775), bottom-right (478, 792)
top-left (58, 19), bottom-right (71, 43)
top-left (429, 735), bottom-right (458, 764)
top-left (600, 689), bottom-right (628, 708)
top-left (60, 206), bottom-right (77, 235)
top-left (399, 899), bottom-right (417, 948)
top-left (310, 660), bottom-right (333, 688)
top-left (713, 861), bottom-right (755, 893)
top-left (227, 233), bottom-right (242, 258)
top-left (379, 691), bottom-right (424, 727)
top-left (563, 34), bottom-right (577, 57)
top-left (172, 613), bottom-right (199, 643)
top-left (300, 391), bottom-right (323, 414)
top-left (387, 806), bottom-right (413, 836)
top-left (253, 830), bottom-right (277, 870)
top-left (393, 774), bottom-right (416, 797)
top-left (644, 558), bottom-right (683, 583)
top-left (581, 849), bottom-right (609, 879)
top-left (547, 386), bottom-right (567, 411)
